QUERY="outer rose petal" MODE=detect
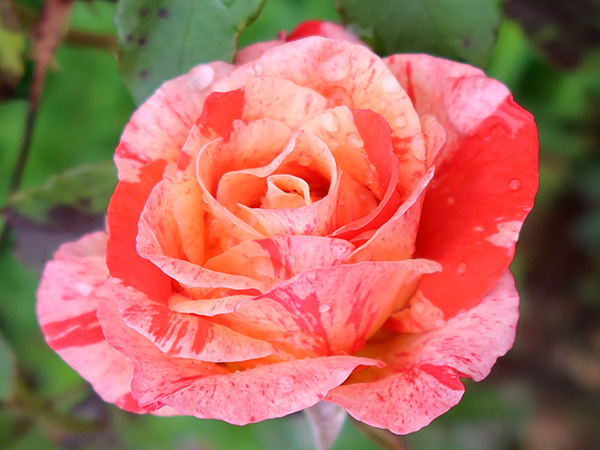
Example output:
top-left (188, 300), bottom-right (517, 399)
top-left (326, 271), bottom-right (519, 434)
top-left (386, 54), bottom-right (538, 322)
top-left (37, 232), bottom-right (144, 413)
top-left (97, 294), bottom-right (384, 425)
top-left (116, 62), bottom-right (233, 183)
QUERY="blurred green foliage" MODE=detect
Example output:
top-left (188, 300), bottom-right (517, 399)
top-left (1, 0), bottom-right (599, 449)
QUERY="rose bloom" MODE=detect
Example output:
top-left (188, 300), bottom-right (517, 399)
top-left (37, 21), bottom-right (538, 434)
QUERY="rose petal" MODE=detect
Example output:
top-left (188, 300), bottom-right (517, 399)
top-left (332, 109), bottom-right (402, 240)
top-left (217, 38), bottom-right (426, 189)
top-left (214, 259), bottom-right (441, 358)
top-left (230, 131), bottom-right (340, 236)
top-left (37, 232), bottom-right (145, 413)
top-left (108, 278), bottom-right (284, 363)
top-left (98, 294), bottom-right (383, 425)
top-left (115, 62), bottom-right (233, 183)
top-left (286, 20), bottom-right (365, 45)
top-left (386, 54), bottom-right (538, 321)
top-left (348, 166), bottom-right (435, 264)
top-left (203, 235), bottom-right (355, 290)
top-left (326, 271), bottom-right (519, 434)
top-left (137, 173), bottom-right (265, 293)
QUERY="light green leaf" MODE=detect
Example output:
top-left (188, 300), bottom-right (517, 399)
top-left (336, 0), bottom-right (502, 67)
top-left (115, 0), bottom-right (266, 104)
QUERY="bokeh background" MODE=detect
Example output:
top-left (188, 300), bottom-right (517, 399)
top-left (1, 0), bottom-right (599, 449)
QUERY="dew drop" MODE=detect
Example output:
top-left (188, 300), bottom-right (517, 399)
top-left (411, 134), bottom-right (426, 161)
top-left (330, 242), bottom-right (348, 260)
top-left (318, 303), bottom-right (331, 314)
top-left (395, 116), bottom-right (407, 128)
top-left (202, 193), bottom-right (211, 203)
top-left (447, 197), bottom-right (455, 205)
top-left (189, 65), bottom-right (215, 91)
top-left (352, 339), bottom-right (366, 352)
top-left (346, 132), bottom-right (363, 148)
top-left (319, 52), bottom-right (350, 82)
top-left (298, 151), bottom-right (313, 166)
top-left (381, 74), bottom-right (400, 93)
top-left (287, 254), bottom-right (297, 264)
top-left (456, 262), bottom-right (468, 275)
top-left (277, 376), bottom-right (294, 393)
top-left (509, 179), bottom-right (522, 191)
top-left (321, 111), bottom-right (339, 132)
top-left (249, 62), bottom-right (263, 77)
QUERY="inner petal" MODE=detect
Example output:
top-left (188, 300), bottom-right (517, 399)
top-left (262, 175), bottom-right (312, 209)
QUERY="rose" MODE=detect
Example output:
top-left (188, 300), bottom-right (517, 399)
top-left (37, 20), bottom-right (538, 434)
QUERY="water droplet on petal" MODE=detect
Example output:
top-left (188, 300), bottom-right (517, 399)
top-left (395, 116), bottom-right (407, 128)
top-left (249, 62), bottom-right (263, 77)
top-left (509, 179), bottom-right (522, 191)
top-left (456, 262), bottom-right (468, 275)
top-left (318, 303), bottom-right (331, 314)
top-left (319, 51), bottom-right (350, 82)
top-left (321, 111), bottom-right (339, 132)
top-left (189, 65), bottom-right (215, 91)
top-left (447, 197), bottom-right (455, 205)
top-left (411, 134), bottom-right (426, 161)
top-left (352, 338), bottom-right (366, 353)
top-left (277, 376), bottom-right (294, 393)
top-left (381, 74), bottom-right (400, 93)
top-left (287, 254), bottom-right (296, 264)
top-left (298, 151), bottom-right (313, 166)
top-left (346, 132), bottom-right (363, 148)
top-left (202, 193), bottom-right (211, 203)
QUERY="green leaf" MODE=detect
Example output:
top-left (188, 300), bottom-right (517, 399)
top-left (9, 161), bottom-right (117, 224)
top-left (0, 332), bottom-right (17, 402)
top-left (336, 0), bottom-right (502, 67)
top-left (114, 0), bottom-right (266, 104)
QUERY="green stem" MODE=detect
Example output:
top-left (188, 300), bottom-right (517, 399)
top-left (0, 100), bottom-right (38, 250)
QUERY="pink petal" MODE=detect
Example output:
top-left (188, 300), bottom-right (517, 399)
top-left (98, 294), bottom-right (383, 425)
top-left (385, 54), bottom-right (538, 321)
top-left (235, 41), bottom-right (282, 65)
top-left (108, 279), bottom-right (285, 363)
top-left (215, 259), bottom-right (440, 358)
top-left (106, 159), bottom-right (172, 299)
top-left (332, 109), bottom-right (402, 240)
top-left (217, 38), bottom-right (426, 188)
top-left (347, 167), bottom-right (434, 264)
top-left (286, 20), bottom-right (365, 45)
top-left (204, 235), bottom-right (355, 289)
top-left (115, 62), bottom-right (233, 183)
top-left (326, 271), bottom-right (519, 434)
top-left (219, 130), bottom-right (340, 236)
top-left (136, 173), bottom-right (264, 293)
top-left (37, 232), bottom-right (144, 413)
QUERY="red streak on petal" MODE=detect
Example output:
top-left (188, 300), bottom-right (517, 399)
top-left (197, 89), bottom-right (245, 137)
top-left (48, 323), bottom-right (105, 350)
top-left (42, 311), bottom-right (99, 337)
top-left (419, 364), bottom-right (465, 391)
top-left (177, 151), bottom-right (191, 171)
top-left (404, 61), bottom-right (415, 105)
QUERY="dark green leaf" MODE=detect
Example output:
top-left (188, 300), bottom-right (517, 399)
top-left (336, 0), bottom-right (502, 67)
top-left (6, 162), bottom-right (115, 268)
top-left (115, 0), bottom-right (266, 104)
top-left (0, 332), bottom-right (17, 402)
top-left (9, 161), bottom-right (116, 224)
